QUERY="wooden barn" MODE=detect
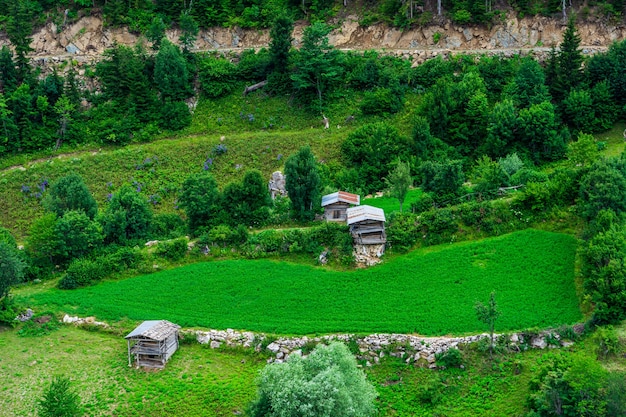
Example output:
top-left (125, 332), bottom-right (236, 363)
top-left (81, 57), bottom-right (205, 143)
top-left (346, 205), bottom-right (387, 244)
top-left (125, 320), bottom-right (181, 369)
top-left (321, 191), bottom-right (360, 222)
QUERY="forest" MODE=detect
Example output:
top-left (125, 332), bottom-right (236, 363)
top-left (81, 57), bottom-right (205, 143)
top-left (1, 1), bottom-right (626, 416)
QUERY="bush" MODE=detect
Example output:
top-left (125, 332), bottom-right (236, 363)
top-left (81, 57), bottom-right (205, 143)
top-left (155, 238), bottom-right (188, 261)
top-left (151, 213), bottom-right (186, 240)
top-left (58, 258), bottom-right (107, 289)
top-left (435, 348), bottom-right (463, 368)
top-left (199, 225), bottom-right (249, 248)
top-left (198, 57), bottom-right (238, 98)
top-left (360, 87), bottom-right (403, 115)
top-left (38, 376), bottom-right (82, 417)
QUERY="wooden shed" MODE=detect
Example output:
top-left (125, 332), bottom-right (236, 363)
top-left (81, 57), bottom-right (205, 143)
top-left (125, 320), bottom-right (181, 369)
top-left (346, 205), bottom-right (387, 244)
top-left (321, 191), bottom-right (360, 222)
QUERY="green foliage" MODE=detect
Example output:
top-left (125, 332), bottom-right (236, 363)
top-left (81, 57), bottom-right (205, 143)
top-left (0, 226), bottom-right (17, 248)
top-left (222, 169), bottom-right (272, 227)
top-left (567, 133), bottom-right (599, 168)
top-left (593, 326), bottom-right (622, 360)
top-left (435, 348), bottom-right (464, 368)
top-left (267, 15), bottom-right (293, 94)
top-left (526, 353), bottom-right (608, 417)
top-left (178, 172), bottom-right (222, 236)
top-left (284, 146), bottom-right (321, 221)
top-left (248, 342), bottom-right (377, 417)
top-left (43, 174), bottom-right (97, 219)
top-left (418, 159), bottom-right (465, 204)
top-left (178, 11), bottom-right (199, 52)
top-left (578, 158), bottom-right (626, 221)
top-left (29, 230), bottom-right (581, 334)
top-left (198, 57), bottom-right (238, 98)
top-left (199, 224), bottom-right (249, 248)
top-left (291, 22), bottom-right (343, 113)
top-left (360, 87), bottom-right (403, 115)
top-left (58, 258), bottom-right (107, 290)
top-left (146, 16), bottom-right (167, 50)
top-left (155, 237), bottom-right (188, 261)
top-left (0, 241), bottom-right (25, 299)
top-left (151, 213), bottom-right (186, 240)
top-left (342, 123), bottom-right (410, 194)
top-left (52, 210), bottom-right (103, 266)
top-left (561, 89), bottom-right (596, 134)
top-left (471, 156), bottom-right (509, 194)
top-left (384, 160), bottom-right (412, 212)
top-left (475, 291), bottom-right (500, 356)
top-left (498, 153), bottom-right (524, 177)
top-left (580, 224), bottom-right (626, 324)
top-left (38, 376), bottom-right (81, 417)
top-left (154, 40), bottom-right (193, 102)
top-left (100, 185), bottom-right (153, 244)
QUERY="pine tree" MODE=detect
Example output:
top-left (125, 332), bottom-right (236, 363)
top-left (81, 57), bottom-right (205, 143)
top-left (0, 46), bottom-right (19, 94)
top-left (154, 40), bottom-right (192, 102)
top-left (267, 15), bottom-right (294, 94)
top-left (285, 146), bottom-right (321, 221)
top-left (5, 0), bottom-right (34, 83)
top-left (554, 18), bottom-right (583, 100)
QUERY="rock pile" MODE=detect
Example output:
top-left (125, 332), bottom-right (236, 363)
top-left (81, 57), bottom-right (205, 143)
top-left (62, 314), bottom-right (109, 328)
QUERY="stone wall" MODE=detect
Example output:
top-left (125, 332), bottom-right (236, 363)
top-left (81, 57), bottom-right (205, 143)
top-left (191, 327), bottom-right (579, 368)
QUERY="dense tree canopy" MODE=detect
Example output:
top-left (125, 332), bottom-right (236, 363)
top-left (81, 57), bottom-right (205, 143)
top-left (249, 342), bottom-right (377, 417)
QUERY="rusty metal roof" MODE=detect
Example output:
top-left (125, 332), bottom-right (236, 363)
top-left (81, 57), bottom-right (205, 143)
top-left (346, 205), bottom-right (386, 225)
top-left (321, 191), bottom-right (360, 207)
top-left (125, 320), bottom-right (180, 341)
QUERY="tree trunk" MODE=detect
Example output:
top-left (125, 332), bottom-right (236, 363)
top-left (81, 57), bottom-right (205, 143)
top-left (243, 80), bottom-right (268, 96)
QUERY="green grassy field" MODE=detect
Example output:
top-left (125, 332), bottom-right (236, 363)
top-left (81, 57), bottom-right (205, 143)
top-left (361, 188), bottom-right (423, 216)
top-left (21, 229), bottom-right (581, 335)
top-left (0, 326), bottom-right (264, 417)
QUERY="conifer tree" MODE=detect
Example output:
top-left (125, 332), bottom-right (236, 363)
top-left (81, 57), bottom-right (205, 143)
top-left (267, 15), bottom-right (294, 94)
top-left (285, 146), bottom-right (321, 221)
top-left (553, 18), bottom-right (583, 101)
top-left (5, 0), bottom-right (33, 83)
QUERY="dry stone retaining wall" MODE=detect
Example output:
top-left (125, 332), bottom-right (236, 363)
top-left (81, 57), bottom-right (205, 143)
top-left (60, 314), bottom-right (579, 368)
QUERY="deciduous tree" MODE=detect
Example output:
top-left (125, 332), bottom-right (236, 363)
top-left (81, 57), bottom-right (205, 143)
top-left (384, 161), bottom-right (412, 212)
top-left (43, 174), bottom-right (98, 219)
top-left (248, 342), bottom-right (377, 417)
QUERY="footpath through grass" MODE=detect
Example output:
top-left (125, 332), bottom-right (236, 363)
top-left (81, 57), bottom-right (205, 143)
top-left (23, 229), bottom-right (581, 335)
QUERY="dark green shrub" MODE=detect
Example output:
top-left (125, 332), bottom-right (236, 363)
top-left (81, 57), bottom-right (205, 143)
top-left (435, 348), bottom-right (463, 368)
top-left (360, 87), bottom-right (403, 115)
top-left (58, 258), bottom-right (107, 289)
top-left (155, 238), bottom-right (188, 261)
top-left (411, 193), bottom-right (434, 214)
top-left (198, 57), bottom-right (238, 98)
top-left (151, 213), bottom-right (186, 240)
top-left (386, 212), bottom-right (421, 252)
top-left (199, 224), bottom-right (249, 248)
top-left (250, 230), bottom-right (283, 253)
top-left (105, 247), bottom-right (143, 272)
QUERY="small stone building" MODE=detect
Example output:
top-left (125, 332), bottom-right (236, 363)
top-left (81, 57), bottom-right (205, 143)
top-left (321, 191), bottom-right (360, 222)
top-left (346, 205), bottom-right (386, 244)
top-left (125, 320), bottom-right (181, 369)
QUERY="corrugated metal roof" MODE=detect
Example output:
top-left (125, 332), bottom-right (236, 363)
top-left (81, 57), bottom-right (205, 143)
top-left (321, 191), bottom-right (360, 207)
top-left (125, 320), bottom-right (181, 341)
top-left (346, 205), bottom-right (386, 225)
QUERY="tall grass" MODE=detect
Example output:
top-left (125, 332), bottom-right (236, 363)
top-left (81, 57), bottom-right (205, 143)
top-left (24, 229), bottom-right (581, 335)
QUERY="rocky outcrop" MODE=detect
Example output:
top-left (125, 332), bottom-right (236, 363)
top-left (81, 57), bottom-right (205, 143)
top-left (1, 12), bottom-right (623, 68)
top-left (354, 243), bottom-right (385, 267)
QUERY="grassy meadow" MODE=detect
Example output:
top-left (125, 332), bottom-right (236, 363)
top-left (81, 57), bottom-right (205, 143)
top-left (20, 229), bottom-right (581, 335)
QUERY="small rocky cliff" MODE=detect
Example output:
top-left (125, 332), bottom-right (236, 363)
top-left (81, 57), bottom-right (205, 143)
top-left (0, 13), bottom-right (624, 67)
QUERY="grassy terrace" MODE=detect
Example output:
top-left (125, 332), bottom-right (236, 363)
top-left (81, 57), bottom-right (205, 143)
top-left (21, 229), bottom-right (581, 335)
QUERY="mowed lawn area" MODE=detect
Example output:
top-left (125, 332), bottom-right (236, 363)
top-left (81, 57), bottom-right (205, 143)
top-left (23, 229), bottom-right (581, 335)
